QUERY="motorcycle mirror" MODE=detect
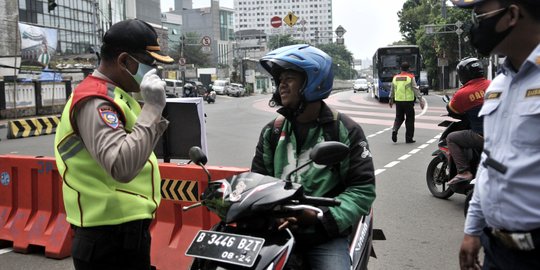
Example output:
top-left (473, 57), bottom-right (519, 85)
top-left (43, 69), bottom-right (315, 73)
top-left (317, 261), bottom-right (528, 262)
top-left (284, 142), bottom-right (350, 188)
top-left (189, 146), bottom-right (208, 166)
top-left (310, 141), bottom-right (350, 166)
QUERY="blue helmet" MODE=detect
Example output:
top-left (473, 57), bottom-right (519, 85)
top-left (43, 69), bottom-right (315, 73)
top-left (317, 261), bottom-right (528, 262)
top-left (260, 44), bottom-right (333, 103)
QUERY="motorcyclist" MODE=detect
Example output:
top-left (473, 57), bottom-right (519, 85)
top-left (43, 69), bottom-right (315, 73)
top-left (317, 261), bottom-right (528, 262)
top-left (183, 82), bottom-right (195, 97)
top-left (446, 57), bottom-right (490, 185)
top-left (252, 44), bottom-right (376, 270)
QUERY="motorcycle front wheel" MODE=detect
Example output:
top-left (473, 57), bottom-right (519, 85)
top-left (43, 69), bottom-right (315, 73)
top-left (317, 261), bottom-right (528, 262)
top-left (268, 99), bottom-right (276, 107)
top-left (426, 156), bottom-right (454, 199)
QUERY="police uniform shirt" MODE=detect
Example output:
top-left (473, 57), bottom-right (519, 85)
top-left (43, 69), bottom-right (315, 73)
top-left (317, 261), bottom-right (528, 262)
top-left (465, 43), bottom-right (540, 235)
top-left (74, 70), bottom-right (168, 182)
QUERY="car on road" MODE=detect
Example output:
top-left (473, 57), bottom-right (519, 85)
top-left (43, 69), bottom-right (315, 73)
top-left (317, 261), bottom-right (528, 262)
top-left (353, 78), bottom-right (369, 92)
top-left (164, 79), bottom-right (183, 97)
top-left (212, 80), bottom-right (230, 95)
top-left (227, 83), bottom-right (245, 97)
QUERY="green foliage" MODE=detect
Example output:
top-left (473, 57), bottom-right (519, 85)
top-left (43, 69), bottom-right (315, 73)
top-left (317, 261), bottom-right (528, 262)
top-left (317, 43), bottom-right (355, 80)
top-left (169, 32), bottom-right (211, 67)
top-left (398, 0), bottom-right (476, 89)
top-left (267, 35), bottom-right (302, 50)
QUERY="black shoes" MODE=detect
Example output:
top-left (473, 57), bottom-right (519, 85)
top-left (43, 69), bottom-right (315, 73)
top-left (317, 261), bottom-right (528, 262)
top-left (391, 131), bottom-right (397, 142)
top-left (406, 139), bottom-right (416, 143)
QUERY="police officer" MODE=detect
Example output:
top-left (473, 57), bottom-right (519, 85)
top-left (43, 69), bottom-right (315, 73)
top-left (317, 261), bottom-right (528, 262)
top-left (389, 62), bottom-right (425, 143)
top-left (451, 0), bottom-right (540, 269)
top-left (446, 57), bottom-right (490, 185)
top-left (54, 19), bottom-right (174, 269)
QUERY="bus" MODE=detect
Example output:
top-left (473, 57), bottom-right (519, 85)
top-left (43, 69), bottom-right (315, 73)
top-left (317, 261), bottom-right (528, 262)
top-left (371, 45), bottom-right (421, 101)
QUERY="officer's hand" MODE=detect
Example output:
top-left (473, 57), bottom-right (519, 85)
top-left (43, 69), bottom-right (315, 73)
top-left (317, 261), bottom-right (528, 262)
top-left (459, 234), bottom-right (482, 270)
top-left (140, 69), bottom-right (166, 110)
top-left (419, 99), bottom-right (425, 110)
top-left (389, 100), bottom-right (393, 108)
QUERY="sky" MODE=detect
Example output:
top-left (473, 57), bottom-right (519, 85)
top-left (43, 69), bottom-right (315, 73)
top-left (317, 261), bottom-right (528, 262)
top-left (160, 0), bottom-right (407, 61)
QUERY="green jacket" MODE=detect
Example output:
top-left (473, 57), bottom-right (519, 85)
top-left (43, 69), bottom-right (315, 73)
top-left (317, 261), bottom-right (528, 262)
top-left (251, 102), bottom-right (376, 240)
top-left (54, 76), bottom-right (161, 227)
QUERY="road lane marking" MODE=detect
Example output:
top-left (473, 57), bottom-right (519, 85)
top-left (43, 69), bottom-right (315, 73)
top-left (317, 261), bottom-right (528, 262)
top-left (398, 154), bottom-right (411, 160)
top-left (375, 169), bottom-right (386, 175)
top-left (418, 144), bottom-right (430, 149)
top-left (384, 161), bottom-right (400, 168)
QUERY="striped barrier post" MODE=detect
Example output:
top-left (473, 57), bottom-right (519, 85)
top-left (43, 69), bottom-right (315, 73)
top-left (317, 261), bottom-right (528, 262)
top-left (6, 116), bottom-right (61, 139)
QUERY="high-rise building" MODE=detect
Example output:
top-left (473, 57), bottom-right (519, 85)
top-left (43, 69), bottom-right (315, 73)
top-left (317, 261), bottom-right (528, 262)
top-left (234, 0), bottom-right (333, 44)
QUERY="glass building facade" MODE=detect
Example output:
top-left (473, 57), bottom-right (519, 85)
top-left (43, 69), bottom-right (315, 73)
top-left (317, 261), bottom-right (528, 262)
top-left (18, 0), bottom-right (125, 55)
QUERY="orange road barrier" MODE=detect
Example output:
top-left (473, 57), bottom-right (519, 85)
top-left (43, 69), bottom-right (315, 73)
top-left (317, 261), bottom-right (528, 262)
top-left (0, 155), bottom-right (72, 259)
top-left (0, 154), bottom-right (248, 268)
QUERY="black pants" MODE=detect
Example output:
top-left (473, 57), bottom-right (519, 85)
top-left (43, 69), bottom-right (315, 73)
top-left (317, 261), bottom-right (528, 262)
top-left (446, 130), bottom-right (484, 173)
top-left (71, 219), bottom-right (152, 270)
top-left (393, 101), bottom-right (415, 141)
top-left (481, 229), bottom-right (540, 270)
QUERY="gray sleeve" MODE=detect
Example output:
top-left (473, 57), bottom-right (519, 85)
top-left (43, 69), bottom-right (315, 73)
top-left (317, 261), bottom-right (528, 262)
top-left (412, 78), bottom-right (422, 98)
top-left (76, 98), bottom-right (168, 182)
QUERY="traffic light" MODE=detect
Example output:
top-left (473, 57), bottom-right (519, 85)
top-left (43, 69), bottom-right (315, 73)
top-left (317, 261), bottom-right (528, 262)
top-left (48, 0), bottom-right (57, 13)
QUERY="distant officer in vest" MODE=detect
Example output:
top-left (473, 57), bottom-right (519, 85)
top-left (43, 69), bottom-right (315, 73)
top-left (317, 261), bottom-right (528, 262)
top-left (54, 19), bottom-right (174, 270)
top-left (389, 61), bottom-right (425, 143)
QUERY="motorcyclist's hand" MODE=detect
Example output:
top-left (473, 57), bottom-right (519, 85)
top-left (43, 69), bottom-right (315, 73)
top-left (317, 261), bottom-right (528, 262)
top-left (140, 69), bottom-right (166, 110)
top-left (277, 209), bottom-right (319, 231)
top-left (459, 234), bottom-right (482, 270)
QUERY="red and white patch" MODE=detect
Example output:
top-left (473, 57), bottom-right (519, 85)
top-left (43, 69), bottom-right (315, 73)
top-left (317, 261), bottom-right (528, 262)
top-left (98, 106), bottom-right (120, 129)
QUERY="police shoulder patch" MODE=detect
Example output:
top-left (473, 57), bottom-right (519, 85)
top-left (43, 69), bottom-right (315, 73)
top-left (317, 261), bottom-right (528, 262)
top-left (98, 106), bottom-right (120, 129)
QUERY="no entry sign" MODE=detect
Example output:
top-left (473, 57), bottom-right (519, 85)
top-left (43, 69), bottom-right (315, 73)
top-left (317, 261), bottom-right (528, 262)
top-left (271, 16), bottom-right (282, 28)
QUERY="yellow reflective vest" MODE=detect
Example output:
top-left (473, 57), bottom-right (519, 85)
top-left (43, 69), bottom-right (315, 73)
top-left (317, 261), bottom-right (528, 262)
top-left (54, 75), bottom-right (161, 227)
top-left (392, 73), bottom-right (415, 101)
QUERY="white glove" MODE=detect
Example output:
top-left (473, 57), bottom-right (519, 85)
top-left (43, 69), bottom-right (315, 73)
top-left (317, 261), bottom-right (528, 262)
top-left (140, 69), bottom-right (166, 110)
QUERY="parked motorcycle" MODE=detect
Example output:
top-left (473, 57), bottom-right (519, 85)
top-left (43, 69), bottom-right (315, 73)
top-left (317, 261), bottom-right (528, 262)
top-left (184, 142), bottom-right (383, 269)
top-left (426, 96), bottom-right (479, 215)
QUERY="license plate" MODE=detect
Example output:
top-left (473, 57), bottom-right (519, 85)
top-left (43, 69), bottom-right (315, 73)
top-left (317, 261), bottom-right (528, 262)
top-left (185, 230), bottom-right (265, 267)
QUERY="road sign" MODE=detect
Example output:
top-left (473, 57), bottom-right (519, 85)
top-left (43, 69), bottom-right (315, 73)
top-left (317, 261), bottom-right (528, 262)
top-left (201, 36), bottom-right (211, 46)
top-left (179, 57), bottom-right (186, 66)
top-left (283, 12), bottom-right (298, 27)
top-left (271, 16), bottom-right (282, 28)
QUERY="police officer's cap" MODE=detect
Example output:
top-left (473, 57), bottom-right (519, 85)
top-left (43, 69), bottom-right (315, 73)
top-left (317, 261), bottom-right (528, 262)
top-left (103, 19), bottom-right (174, 64)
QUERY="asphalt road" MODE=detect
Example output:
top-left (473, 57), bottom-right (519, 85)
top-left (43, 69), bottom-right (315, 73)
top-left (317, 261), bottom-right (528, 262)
top-left (0, 90), bottom-right (467, 269)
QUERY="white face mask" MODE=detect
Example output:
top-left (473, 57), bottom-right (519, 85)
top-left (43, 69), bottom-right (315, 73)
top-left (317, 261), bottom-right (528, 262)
top-left (126, 55), bottom-right (154, 85)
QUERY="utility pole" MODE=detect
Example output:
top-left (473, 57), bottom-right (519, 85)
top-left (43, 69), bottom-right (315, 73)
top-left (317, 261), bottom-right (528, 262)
top-left (180, 35), bottom-right (186, 88)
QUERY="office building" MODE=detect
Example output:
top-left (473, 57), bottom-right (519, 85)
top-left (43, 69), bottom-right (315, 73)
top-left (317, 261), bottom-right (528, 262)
top-left (234, 0), bottom-right (334, 44)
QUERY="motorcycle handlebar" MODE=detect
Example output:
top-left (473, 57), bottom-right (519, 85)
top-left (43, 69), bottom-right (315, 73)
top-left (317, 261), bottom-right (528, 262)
top-left (301, 195), bottom-right (341, 207)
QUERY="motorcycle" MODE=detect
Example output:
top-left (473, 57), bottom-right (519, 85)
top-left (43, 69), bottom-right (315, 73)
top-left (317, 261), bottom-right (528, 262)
top-left (426, 96), bottom-right (480, 215)
top-left (204, 90), bottom-right (217, 104)
top-left (184, 142), bottom-right (383, 269)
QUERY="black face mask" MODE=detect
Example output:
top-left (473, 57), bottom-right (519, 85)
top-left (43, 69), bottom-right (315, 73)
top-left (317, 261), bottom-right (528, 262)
top-left (470, 8), bottom-right (514, 56)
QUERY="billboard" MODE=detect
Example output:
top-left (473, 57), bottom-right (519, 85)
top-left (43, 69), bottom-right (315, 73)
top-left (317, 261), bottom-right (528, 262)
top-left (18, 23), bottom-right (58, 67)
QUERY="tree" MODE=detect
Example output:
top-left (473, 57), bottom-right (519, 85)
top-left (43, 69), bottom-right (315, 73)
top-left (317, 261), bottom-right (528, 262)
top-left (317, 43), bottom-right (355, 80)
top-left (169, 32), bottom-right (211, 67)
top-left (267, 34), bottom-right (301, 50)
top-left (398, 0), bottom-right (473, 89)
